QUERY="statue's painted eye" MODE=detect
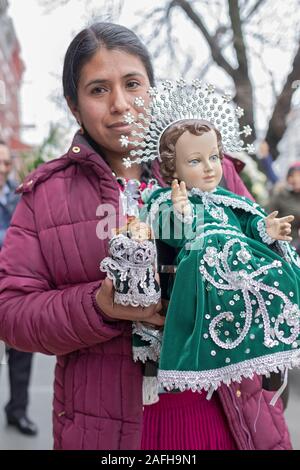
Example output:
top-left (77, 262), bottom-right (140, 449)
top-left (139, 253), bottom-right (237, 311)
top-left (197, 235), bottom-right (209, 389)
top-left (189, 159), bottom-right (200, 166)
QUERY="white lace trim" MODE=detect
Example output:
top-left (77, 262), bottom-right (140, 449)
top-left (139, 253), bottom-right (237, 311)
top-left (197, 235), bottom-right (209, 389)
top-left (199, 228), bottom-right (246, 240)
top-left (132, 322), bottom-right (162, 363)
top-left (114, 289), bottom-right (161, 308)
top-left (173, 205), bottom-right (194, 224)
top-left (158, 349), bottom-right (300, 392)
top-left (148, 190), bottom-right (173, 224)
top-left (143, 376), bottom-right (160, 405)
top-left (277, 240), bottom-right (300, 268)
top-left (190, 188), bottom-right (228, 225)
top-left (133, 346), bottom-right (160, 363)
top-left (189, 187), bottom-right (265, 218)
top-left (189, 188), bottom-right (217, 196)
top-left (257, 219), bottom-right (274, 245)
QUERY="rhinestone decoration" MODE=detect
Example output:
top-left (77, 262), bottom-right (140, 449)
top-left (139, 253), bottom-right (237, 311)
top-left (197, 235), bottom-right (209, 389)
top-left (120, 80), bottom-right (254, 167)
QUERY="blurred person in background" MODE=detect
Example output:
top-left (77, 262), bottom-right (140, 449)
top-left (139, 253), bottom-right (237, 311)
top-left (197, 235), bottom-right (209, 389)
top-left (257, 140), bottom-right (279, 187)
top-left (0, 140), bottom-right (38, 436)
top-left (269, 161), bottom-right (300, 254)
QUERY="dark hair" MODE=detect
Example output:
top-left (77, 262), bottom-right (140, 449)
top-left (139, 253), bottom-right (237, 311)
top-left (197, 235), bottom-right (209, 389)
top-left (287, 163), bottom-right (300, 178)
top-left (0, 139), bottom-right (7, 146)
top-left (159, 120), bottom-right (223, 184)
top-left (63, 22), bottom-right (155, 105)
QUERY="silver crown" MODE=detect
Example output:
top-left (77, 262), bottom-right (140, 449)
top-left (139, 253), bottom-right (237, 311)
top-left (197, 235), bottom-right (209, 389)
top-left (120, 79), bottom-right (255, 167)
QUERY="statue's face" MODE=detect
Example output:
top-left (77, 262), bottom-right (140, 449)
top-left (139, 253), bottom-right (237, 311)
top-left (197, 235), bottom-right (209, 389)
top-left (173, 130), bottom-right (223, 191)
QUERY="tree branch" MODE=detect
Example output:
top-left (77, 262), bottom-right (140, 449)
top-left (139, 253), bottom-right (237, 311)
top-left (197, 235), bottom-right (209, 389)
top-left (266, 40), bottom-right (300, 158)
top-left (170, 0), bottom-right (236, 77)
top-left (228, 0), bottom-right (248, 73)
top-left (242, 0), bottom-right (267, 21)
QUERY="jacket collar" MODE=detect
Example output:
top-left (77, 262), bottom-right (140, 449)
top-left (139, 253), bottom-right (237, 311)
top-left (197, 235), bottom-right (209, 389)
top-left (67, 132), bottom-right (115, 179)
top-left (17, 132), bottom-right (118, 194)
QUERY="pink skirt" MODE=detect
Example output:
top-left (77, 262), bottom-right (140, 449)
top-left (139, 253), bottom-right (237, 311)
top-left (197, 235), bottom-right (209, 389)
top-left (141, 390), bottom-right (237, 450)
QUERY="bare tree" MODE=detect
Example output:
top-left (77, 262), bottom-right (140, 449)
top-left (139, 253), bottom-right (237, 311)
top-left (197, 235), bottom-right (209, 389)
top-left (38, 0), bottom-right (300, 159)
top-left (134, 0), bottom-right (300, 159)
top-left (39, 0), bottom-right (124, 21)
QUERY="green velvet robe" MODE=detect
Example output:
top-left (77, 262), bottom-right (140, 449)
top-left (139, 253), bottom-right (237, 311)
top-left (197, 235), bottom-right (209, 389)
top-left (146, 186), bottom-right (300, 392)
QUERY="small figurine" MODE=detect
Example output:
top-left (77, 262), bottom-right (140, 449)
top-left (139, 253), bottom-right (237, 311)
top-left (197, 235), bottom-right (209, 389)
top-left (100, 216), bottom-right (161, 308)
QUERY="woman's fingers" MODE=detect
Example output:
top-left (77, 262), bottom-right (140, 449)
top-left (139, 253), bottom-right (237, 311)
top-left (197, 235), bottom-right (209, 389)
top-left (97, 278), bottom-right (114, 305)
top-left (143, 312), bottom-right (165, 327)
top-left (97, 278), bottom-right (164, 323)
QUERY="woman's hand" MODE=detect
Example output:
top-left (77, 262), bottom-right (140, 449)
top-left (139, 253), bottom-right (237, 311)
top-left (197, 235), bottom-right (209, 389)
top-left (265, 211), bottom-right (294, 241)
top-left (171, 179), bottom-right (192, 216)
top-left (95, 278), bottom-right (165, 326)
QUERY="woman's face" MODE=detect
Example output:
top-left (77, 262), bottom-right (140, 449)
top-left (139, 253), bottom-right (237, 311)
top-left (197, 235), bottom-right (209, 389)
top-left (173, 130), bottom-right (223, 191)
top-left (70, 48), bottom-right (151, 158)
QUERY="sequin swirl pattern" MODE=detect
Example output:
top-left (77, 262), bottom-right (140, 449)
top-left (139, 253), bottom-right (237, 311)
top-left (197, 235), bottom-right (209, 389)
top-left (200, 238), bottom-right (300, 350)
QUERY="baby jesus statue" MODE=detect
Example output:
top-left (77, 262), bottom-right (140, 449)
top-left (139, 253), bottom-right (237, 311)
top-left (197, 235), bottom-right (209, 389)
top-left (117, 80), bottom-right (300, 398)
top-left (145, 119), bottom-right (300, 395)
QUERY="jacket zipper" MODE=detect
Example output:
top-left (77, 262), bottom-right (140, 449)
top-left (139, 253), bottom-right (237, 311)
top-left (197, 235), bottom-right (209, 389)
top-left (229, 386), bottom-right (254, 450)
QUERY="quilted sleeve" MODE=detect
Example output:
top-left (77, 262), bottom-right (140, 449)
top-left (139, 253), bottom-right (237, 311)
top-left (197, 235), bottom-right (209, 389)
top-left (0, 193), bottom-right (126, 356)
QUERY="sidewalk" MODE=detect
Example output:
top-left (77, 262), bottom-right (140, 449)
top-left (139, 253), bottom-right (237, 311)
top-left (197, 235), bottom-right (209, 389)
top-left (0, 353), bottom-right (54, 449)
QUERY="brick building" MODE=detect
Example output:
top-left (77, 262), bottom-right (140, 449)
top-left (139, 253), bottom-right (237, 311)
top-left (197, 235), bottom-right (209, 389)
top-left (0, 0), bottom-right (29, 152)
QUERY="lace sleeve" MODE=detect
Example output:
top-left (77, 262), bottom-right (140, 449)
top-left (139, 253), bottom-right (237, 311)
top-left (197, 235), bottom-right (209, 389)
top-left (257, 218), bottom-right (274, 245)
top-left (173, 203), bottom-right (194, 224)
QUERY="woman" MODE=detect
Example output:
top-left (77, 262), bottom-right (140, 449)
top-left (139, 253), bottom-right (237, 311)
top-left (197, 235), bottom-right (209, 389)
top-left (0, 23), bottom-right (292, 450)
